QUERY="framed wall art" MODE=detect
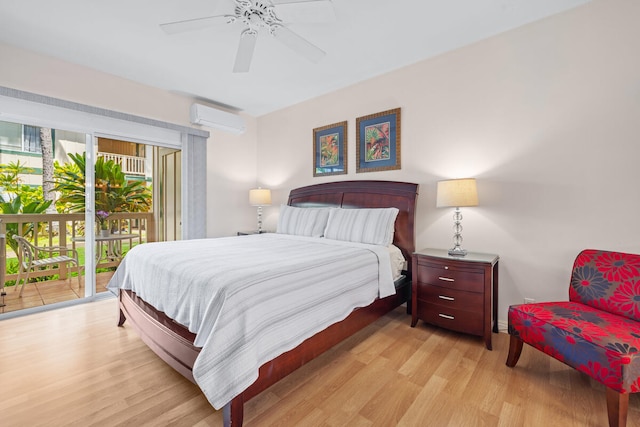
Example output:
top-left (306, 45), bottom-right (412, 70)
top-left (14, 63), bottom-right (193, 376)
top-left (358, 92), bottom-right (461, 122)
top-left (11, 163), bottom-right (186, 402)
top-left (313, 121), bottom-right (347, 177)
top-left (356, 108), bottom-right (401, 173)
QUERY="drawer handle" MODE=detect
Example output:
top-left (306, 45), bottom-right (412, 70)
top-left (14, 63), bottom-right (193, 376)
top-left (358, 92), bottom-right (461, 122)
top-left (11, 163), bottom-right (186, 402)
top-left (438, 295), bottom-right (455, 301)
top-left (439, 313), bottom-right (455, 320)
top-left (438, 276), bottom-right (455, 282)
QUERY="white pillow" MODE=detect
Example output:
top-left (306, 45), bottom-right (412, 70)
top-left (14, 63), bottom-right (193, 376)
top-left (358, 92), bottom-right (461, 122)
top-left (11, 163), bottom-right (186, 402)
top-left (276, 205), bottom-right (331, 238)
top-left (323, 207), bottom-right (399, 246)
top-left (388, 244), bottom-right (407, 280)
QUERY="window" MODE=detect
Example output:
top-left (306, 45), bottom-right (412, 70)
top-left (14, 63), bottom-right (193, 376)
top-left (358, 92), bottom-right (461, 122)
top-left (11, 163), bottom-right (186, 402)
top-left (0, 120), bottom-right (43, 153)
top-left (0, 120), bottom-right (23, 150)
top-left (23, 125), bottom-right (42, 153)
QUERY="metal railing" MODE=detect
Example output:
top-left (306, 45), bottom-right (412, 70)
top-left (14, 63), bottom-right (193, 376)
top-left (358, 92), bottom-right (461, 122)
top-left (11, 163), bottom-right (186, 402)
top-left (0, 212), bottom-right (155, 283)
top-left (98, 152), bottom-right (146, 176)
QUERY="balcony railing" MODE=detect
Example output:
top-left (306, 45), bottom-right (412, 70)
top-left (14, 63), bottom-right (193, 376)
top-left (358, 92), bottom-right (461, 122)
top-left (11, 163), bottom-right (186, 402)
top-left (0, 212), bottom-right (155, 283)
top-left (98, 152), bottom-right (146, 176)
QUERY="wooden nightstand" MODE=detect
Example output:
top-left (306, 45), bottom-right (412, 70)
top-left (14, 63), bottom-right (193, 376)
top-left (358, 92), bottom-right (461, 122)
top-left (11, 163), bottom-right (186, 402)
top-left (411, 248), bottom-right (499, 350)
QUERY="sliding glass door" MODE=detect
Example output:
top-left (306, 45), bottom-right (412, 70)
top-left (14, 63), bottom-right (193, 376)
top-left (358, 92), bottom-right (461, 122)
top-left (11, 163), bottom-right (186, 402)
top-left (0, 123), bottom-right (183, 315)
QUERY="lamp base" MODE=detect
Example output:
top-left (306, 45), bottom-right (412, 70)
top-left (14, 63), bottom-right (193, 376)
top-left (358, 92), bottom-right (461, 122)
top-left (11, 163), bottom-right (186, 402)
top-left (256, 206), bottom-right (263, 234)
top-left (448, 247), bottom-right (468, 257)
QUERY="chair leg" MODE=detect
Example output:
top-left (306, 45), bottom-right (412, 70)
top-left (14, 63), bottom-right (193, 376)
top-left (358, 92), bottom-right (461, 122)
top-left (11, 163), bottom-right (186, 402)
top-left (76, 263), bottom-right (83, 289)
top-left (19, 270), bottom-right (31, 298)
top-left (14, 269), bottom-right (22, 293)
top-left (606, 387), bottom-right (628, 427)
top-left (506, 335), bottom-right (524, 367)
top-left (70, 262), bottom-right (78, 287)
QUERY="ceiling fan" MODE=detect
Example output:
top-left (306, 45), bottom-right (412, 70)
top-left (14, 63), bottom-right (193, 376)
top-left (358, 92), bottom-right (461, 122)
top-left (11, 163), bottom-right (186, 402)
top-left (160, 0), bottom-right (335, 73)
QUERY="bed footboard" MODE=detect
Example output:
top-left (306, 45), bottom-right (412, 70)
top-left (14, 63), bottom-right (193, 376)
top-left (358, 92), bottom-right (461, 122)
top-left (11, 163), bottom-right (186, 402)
top-left (118, 289), bottom-right (200, 383)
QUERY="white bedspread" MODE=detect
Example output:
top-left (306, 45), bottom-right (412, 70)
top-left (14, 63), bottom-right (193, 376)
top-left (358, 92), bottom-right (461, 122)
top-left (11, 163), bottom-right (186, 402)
top-left (106, 233), bottom-right (395, 409)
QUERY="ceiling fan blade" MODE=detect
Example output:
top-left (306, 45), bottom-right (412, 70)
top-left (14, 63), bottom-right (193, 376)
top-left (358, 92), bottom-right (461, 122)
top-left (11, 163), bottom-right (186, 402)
top-left (271, 25), bottom-right (325, 63)
top-left (160, 15), bottom-right (230, 35)
top-left (273, 0), bottom-right (336, 23)
top-left (233, 30), bottom-right (258, 73)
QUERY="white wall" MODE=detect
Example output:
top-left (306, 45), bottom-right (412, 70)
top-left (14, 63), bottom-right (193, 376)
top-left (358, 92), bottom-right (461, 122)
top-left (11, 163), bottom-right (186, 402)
top-left (256, 0), bottom-right (640, 325)
top-left (206, 121), bottom-right (260, 237)
top-left (0, 41), bottom-right (258, 237)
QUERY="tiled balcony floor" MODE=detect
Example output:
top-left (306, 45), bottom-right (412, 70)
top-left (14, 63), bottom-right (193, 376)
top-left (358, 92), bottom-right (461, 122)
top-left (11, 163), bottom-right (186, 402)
top-left (0, 271), bottom-right (115, 314)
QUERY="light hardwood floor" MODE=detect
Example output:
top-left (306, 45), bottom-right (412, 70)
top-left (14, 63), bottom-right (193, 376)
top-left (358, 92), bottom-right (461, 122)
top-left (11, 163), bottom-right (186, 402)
top-left (1, 300), bottom-right (638, 426)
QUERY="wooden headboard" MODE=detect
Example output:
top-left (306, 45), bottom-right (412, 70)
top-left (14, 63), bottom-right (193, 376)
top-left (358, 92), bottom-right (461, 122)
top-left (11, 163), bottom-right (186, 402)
top-left (287, 180), bottom-right (419, 277)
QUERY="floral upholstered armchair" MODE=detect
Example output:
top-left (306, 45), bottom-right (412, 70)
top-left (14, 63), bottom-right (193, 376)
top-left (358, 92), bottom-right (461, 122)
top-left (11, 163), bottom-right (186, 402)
top-left (506, 249), bottom-right (640, 427)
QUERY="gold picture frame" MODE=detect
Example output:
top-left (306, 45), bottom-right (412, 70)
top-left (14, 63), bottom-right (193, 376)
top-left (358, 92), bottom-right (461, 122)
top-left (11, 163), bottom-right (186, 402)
top-left (313, 121), bottom-right (348, 177)
top-left (356, 108), bottom-right (401, 173)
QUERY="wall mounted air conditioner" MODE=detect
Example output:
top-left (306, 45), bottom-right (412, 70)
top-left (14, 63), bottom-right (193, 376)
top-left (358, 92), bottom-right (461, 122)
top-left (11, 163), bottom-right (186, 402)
top-left (189, 103), bottom-right (246, 134)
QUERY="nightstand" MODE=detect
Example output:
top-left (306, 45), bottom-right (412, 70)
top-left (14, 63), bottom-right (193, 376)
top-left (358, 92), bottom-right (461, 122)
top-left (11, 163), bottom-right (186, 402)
top-left (237, 230), bottom-right (270, 236)
top-left (411, 248), bottom-right (499, 350)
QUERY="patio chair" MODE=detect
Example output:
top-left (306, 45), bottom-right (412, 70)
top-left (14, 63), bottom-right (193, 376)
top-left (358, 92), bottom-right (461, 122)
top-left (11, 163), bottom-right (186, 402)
top-left (13, 235), bottom-right (82, 297)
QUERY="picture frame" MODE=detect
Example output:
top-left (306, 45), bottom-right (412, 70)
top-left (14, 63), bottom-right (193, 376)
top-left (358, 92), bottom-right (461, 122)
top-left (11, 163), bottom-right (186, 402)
top-left (313, 121), bottom-right (348, 177)
top-left (356, 108), bottom-right (401, 173)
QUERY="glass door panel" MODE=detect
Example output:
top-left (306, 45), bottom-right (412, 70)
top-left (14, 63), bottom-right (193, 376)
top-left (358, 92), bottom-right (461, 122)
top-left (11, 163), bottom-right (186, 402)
top-left (154, 147), bottom-right (181, 242)
top-left (0, 119), bottom-right (88, 314)
top-left (92, 137), bottom-right (155, 292)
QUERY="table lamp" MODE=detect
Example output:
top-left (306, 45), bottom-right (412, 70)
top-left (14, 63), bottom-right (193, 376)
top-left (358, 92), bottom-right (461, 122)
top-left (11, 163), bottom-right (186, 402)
top-left (249, 187), bottom-right (271, 233)
top-left (436, 178), bottom-right (478, 256)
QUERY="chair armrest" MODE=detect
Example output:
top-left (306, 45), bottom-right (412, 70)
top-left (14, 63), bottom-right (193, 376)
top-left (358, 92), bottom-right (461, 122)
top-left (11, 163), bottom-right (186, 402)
top-left (35, 246), bottom-right (66, 255)
top-left (35, 246), bottom-right (79, 260)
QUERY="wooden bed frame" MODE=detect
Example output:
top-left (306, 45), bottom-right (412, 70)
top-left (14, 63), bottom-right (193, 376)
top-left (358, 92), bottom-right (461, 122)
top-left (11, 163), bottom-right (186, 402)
top-left (117, 180), bottom-right (419, 426)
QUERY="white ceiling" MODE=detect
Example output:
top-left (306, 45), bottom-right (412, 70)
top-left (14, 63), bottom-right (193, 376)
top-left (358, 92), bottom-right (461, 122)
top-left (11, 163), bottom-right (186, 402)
top-left (0, 0), bottom-right (591, 117)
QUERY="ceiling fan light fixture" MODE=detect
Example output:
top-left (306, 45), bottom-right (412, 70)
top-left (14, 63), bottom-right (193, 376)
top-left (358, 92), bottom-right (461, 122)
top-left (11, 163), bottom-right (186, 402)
top-left (236, 0), bottom-right (279, 30)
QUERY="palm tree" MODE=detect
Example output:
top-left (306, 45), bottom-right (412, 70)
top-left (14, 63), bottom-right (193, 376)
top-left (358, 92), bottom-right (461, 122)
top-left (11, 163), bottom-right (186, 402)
top-left (54, 152), bottom-right (151, 215)
top-left (0, 160), bottom-right (32, 194)
top-left (0, 160), bottom-right (52, 256)
top-left (0, 196), bottom-right (52, 257)
top-left (40, 127), bottom-right (56, 214)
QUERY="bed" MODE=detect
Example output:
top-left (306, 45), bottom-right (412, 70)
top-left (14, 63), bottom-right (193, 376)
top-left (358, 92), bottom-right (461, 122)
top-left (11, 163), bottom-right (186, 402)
top-left (112, 180), bottom-right (418, 426)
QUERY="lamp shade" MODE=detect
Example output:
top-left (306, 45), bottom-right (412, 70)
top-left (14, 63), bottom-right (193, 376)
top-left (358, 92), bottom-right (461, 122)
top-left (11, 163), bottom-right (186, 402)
top-left (436, 178), bottom-right (478, 208)
top-left (249, 188), bottom-right (272, 206)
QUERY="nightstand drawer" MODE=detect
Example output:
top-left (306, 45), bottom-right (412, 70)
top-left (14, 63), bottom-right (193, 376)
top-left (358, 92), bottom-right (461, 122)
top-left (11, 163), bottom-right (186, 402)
top-left (416, 263), bottom-right (484, 293)
top-left (416, 302), bottom-right (484, 336)
top-left (416, 283), bottom-right (483, 311)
